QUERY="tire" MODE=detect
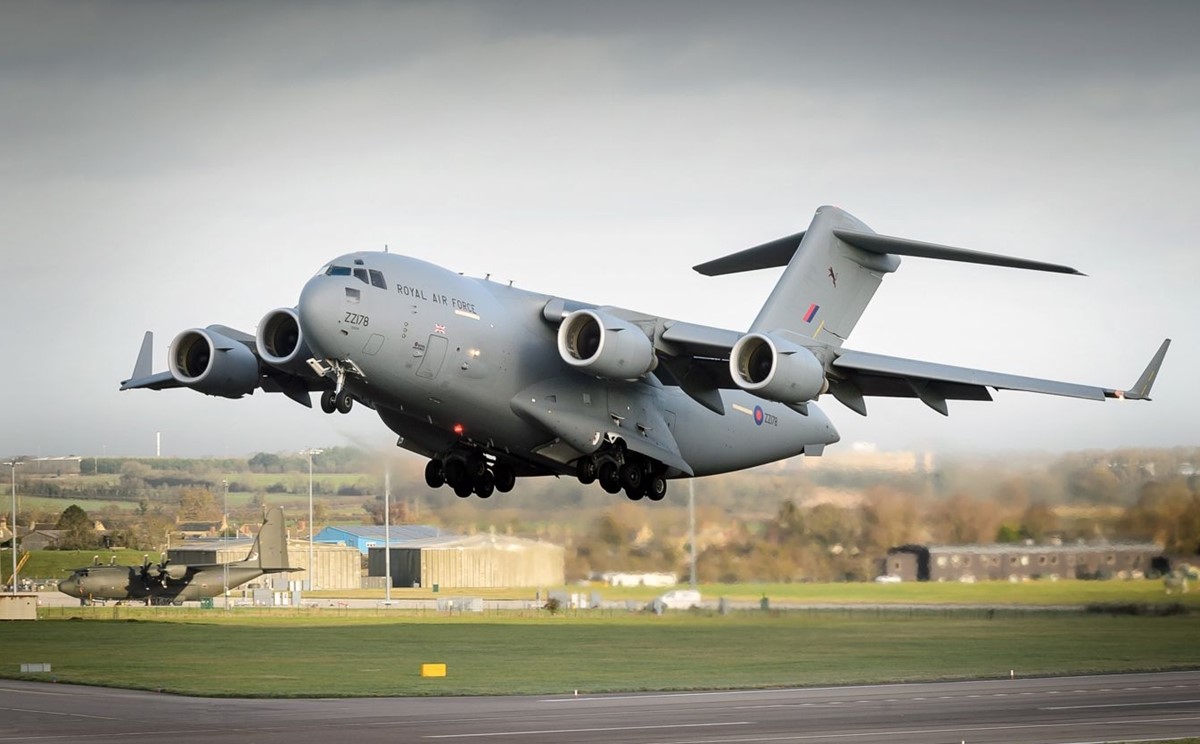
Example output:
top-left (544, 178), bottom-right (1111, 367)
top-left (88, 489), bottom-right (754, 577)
top-left (335, 390), bottom-right (353, 414)
top-left (647, 476), bottom-right (667, 501)
top-left (424, 459), bottom-right (445, 489)
top-left (598, 462), bottom-right (621, 494)
top-left (620, 462), bottom-right (643, 491)
top-left (444, 458), bottom-right (467, 489)
top-left (576, 458), bottom-right (598, 485)
top-left (493, 464), bottom-right (516, 493)
top-left (625, 485), bottom-right (645, 501)
top-left (319, 390), bottom-right (336, 414)
top-left (474, 471), bottom-right (495, 499)
top-left (453, 481), bottom-right (473, 498)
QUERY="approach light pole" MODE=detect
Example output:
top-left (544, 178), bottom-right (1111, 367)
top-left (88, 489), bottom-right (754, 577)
top-left (222, 478), bottom-right (229, 610)
top-left (301, 448), bottom-right (323, 591)
top-left (688, 479), bottom-right (697, 589)
top-left (4, 460), bottom-right (24, 594)
top-left (384, 466), bottom-right (392, 604)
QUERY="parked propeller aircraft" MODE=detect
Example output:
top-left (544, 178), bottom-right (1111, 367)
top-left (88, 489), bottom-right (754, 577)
top-left (58, 507), bottom-right (291, 604)
top-left (121, 206), bottom-right (1168, 502)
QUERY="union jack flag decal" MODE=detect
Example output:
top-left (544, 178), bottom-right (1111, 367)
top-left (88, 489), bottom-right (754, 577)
top-left (434, 324), bottom-right (446, 335)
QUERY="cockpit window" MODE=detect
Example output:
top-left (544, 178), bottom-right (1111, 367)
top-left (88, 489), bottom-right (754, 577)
top-left (353, 268), bottom-right (370, 285)
top-left (369, 269), bottom-right (387, 289)
top-left (326, 265), bottom-right (351, 276)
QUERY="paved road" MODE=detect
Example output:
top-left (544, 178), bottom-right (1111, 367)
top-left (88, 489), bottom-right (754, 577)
top-left (4, 671), bottom-right (1200, 743)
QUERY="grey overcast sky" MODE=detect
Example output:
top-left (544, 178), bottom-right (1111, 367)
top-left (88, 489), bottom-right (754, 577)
top-left (1, 0), bottom-right (1195, 460)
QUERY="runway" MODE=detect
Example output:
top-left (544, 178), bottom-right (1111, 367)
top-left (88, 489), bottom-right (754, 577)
top-left (4, 670), bottom-right (1200, 743)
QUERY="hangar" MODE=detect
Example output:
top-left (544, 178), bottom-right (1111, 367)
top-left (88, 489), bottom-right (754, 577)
top-left (368, 534), bottom-right (564, 589)
top-left (884, 542), bottom-right (1164, 582)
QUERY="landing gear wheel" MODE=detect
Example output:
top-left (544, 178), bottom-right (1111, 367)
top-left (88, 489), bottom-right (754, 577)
top-left (444, 459), bottom-right (467, 490)
top-left (493, 464), bottom-right (516, 493)
top-left (625, 485), bottom-right (645, 501)
top-left (474, 471), bottom-right (495, 499)
top-left (576, 458), bottom-right (598, 485)
top-left (453, 481), bottom-right (473, 498)
top-left (319, 390), bottom-right (337, 414)
top-left (647, 476), bottom-right (667, 501)
top-left (619, 462), bottom-right (644, 492)
top-left (335, 390), bottom-right (353, 414)
top-left (466, 452), bottom-right (487, 479)
top-left (424, 459), bottom-right (445, 489)
top-left (598, 462), bottom-right (622, 494)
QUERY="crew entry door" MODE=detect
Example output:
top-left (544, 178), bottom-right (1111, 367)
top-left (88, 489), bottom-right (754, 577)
top-left (416, 334), bottom-right (449, 379)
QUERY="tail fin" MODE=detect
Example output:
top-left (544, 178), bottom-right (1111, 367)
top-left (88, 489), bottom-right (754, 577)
top-left (244, 506), bottom-right (289, 571)
top-left (694, 206), bottom-right (1082, 346)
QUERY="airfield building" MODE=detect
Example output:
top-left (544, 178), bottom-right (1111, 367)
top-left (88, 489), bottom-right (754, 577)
top-left (313, 524), bottom-right (447, 555)
top-left (884, 543), bottom-right (1164, 582)
top-left (368, 534), bottom-right (564, 589)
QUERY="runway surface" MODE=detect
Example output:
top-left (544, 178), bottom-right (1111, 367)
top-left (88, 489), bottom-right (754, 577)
top-left (4, 670), bottom-right (1200, 743)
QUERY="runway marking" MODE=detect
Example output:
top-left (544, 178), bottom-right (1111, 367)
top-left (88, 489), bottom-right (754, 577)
top-left (424, 721), bottom-right (752, 739)
top-left (652, 714), bottom-right (1200, 742)
top-left (1043, 699), bottom-right (1200, 711)
top-left (0, 707), bottom-right (121, 721)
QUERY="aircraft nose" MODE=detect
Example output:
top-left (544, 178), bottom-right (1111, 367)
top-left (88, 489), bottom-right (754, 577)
top-left (298, 275), bottom-right (349, 359)
top-left (59, 576), bottom-right (80, 597)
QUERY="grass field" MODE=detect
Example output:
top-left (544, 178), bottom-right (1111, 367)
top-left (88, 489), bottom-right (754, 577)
top-left (3, 610), bottom-right (1199, 697)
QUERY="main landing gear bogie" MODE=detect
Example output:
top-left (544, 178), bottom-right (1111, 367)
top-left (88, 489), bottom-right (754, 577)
top-left (425, 450), bottom-right (515, 500)
top-left (577, 445), bottom-right (668, 502)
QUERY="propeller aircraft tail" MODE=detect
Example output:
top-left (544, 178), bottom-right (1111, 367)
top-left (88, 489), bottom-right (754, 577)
top-left (242, 506), bottom-right (290, 572)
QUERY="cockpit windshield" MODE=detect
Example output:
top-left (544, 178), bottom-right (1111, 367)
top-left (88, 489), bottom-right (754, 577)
top-left (324, 263), bottom-right (387, 288)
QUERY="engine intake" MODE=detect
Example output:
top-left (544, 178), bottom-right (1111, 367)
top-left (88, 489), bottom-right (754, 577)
top-left (557, 309), bottom-right (657, 380)
top-left (730, 333), bottom-right (827, 403)
top-left (169, 327), bottom-right (260, 398)
top-left (256, 307), bottom-right (313, 374)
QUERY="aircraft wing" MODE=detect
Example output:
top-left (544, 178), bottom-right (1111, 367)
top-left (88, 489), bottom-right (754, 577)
top-left (828, 339), bottom-right (1170, 416)
top-left (119, 328), bottom-right (329, 408)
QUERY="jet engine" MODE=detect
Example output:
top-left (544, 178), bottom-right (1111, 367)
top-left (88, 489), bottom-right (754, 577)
top-left (256, 307), bottom-right (313, 374)
top-left (169, 327), bottom-right (260, 398)
top-left (729, 332), bottom-right (827, 403)
top-left (557, 309), bottom-right (657, 380)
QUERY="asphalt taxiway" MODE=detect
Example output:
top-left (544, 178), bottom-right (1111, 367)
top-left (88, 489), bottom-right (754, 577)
top-left (3, 670), bottom-right (1200, 743)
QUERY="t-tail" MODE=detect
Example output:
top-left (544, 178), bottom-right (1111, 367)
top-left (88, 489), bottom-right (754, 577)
top-left (240, 506), bottom-right (290, 572)
top-left (694, 205), bottom-right (1083, 346)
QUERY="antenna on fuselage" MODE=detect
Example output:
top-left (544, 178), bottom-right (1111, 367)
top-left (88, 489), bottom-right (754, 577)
top-left (384, 244), bottom-right (389, 253)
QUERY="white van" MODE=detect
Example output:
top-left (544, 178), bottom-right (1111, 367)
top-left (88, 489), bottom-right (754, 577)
top-left (656, 588), bottom-right (702, 609)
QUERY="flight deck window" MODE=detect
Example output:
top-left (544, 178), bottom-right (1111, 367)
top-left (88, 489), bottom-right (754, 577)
top-left (353, 268), bottom-right (370, 284)
top-left (327, 266), bottom-right (351, 276)
top-left (369, 269), bottom-right (387, 289)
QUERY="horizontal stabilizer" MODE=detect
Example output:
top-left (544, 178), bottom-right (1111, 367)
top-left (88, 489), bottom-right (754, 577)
top-left (692, 231), bottom-right (806, 276)
top-left (832, 229), bottom-right (1084, 275)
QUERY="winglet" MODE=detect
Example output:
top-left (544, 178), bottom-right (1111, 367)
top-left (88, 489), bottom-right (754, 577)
top-left (131, 331), bottom-right (154, 380)
top-left (1106, 338), bottom-right (1170, 401)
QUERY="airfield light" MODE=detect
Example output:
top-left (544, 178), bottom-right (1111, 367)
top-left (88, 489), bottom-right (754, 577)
top-left (453, 424), bottom-right (464, 436)
top-left (4, 460), bottom-right (24, 595)
top-left (301, 448), bottom-right (324, 591)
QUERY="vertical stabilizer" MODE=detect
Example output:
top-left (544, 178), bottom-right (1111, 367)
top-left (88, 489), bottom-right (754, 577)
top-left (244, 506), bottom-right (289, 570)
top-left (749, 206), bottom-right (898, 345)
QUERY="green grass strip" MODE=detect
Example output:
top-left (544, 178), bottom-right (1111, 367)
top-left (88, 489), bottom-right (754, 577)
top-left (3, 610), bottom-right (1199, 697)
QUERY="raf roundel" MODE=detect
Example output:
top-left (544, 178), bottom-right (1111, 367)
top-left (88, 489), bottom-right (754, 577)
top-left (753, 405), bottom-right (765, 426)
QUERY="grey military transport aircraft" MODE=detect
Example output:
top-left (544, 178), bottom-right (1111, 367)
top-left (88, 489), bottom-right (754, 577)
top-left (58, 507), bottom-right (291, 604)
top-left (121, 207), bottom-right (1169, 502)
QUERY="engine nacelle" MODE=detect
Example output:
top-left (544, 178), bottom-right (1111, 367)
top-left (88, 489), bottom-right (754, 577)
top-left (557, 309), bottom-right (657, 380)
top-left (256, 307), bottom-right (313, 374)
top-left (169, 327), bottom-right (260, 398)
top-left (729, 332), bottom-right (827, 403)
top-left (159, 564), bottom-right (189, 581)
